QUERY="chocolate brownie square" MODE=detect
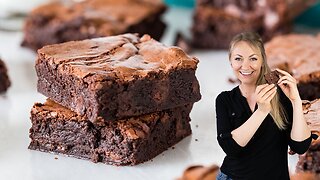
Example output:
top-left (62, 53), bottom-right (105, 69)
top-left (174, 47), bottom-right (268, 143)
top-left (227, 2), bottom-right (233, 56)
top-left (296, 99), bottom-right (320, 174)
top-left (191, 0), bottom-right (315, 49)
top-left (0, 58), bottom-right (10, 93)
top-left (266, 34), bottom-right (320, 100)
top-left (29, 100), bottom-right (193, 165)
top-left (264, 70), bottom-right (281, 84)
top-left (22, 0), bottom-right (166, 51)
top-left (36, 33), bottom-right (201, 125)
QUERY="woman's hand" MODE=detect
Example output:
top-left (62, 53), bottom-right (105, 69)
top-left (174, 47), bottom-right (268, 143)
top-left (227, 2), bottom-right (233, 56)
top-left (255, 84), bottom-right (277, 113)
top-left (276, 68), bottom-right (301, 103)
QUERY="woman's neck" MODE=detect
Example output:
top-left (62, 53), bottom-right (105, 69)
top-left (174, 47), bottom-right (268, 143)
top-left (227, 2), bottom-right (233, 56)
top-left (239, 83), bottom-right (256, 99)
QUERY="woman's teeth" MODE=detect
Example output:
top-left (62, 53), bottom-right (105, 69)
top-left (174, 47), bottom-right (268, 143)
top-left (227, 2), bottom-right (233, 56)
top-left (240, 71), bottom-right (253, 75)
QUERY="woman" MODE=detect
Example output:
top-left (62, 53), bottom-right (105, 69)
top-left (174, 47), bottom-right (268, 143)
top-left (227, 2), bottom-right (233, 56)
top-left (215, 32), bottom-right (312, 180)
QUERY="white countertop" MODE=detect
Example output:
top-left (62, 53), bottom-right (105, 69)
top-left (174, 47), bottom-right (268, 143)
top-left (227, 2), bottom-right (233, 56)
top-left (0, 6), bottom-right (302, 180)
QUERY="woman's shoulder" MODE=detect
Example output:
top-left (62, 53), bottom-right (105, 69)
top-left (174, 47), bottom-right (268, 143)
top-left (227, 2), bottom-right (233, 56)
top-left (216, 86), bottom-right (239, 102)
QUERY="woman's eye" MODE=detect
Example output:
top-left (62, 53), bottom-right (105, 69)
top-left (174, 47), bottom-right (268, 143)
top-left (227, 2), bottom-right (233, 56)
top-left (235, 58), bottom-right (241, 61)
top-left (251, 58), bottom-right (257, 61)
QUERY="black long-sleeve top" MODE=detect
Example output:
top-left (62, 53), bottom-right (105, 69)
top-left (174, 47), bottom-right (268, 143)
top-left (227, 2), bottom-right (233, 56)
top-left (215, 86), bottom-right (312, 180)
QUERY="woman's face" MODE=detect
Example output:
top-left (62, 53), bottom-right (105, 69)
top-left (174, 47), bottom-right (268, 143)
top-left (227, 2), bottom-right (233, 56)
top-left (230, 41), bottom-right (263, 85)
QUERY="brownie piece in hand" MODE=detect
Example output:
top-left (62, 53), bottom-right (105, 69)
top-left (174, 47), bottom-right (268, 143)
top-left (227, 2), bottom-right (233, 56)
top-left (264, 70), bottom-right (281, 84)
top-left (22, 0), bottom-right (166, 51)
top-left (266, 34), bottom-right (320, 100)
top-left (0, 58), bottom-right (10, 93)
top-left (36, 33), bottom-right (201, 125)
top-left (29, 100), bottom-right (193, 166)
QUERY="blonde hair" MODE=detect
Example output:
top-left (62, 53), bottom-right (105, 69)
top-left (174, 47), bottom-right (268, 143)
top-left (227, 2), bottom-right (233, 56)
top-left (229, 32), bottom-right (287, 130)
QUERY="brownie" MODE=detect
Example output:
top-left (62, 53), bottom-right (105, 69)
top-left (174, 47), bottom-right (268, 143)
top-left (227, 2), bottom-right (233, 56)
top-left (178, 164), bottom-right (219, 180)
top-left (22, 0), bottom-right (166, 51)
top-left (266, 34), bottom-right (320, 100)
top-left (191, 0), bottom-right (315, 49)
top-left (264, 70), bottom-right (281, 84)
top-left (296, 99), bottom-right (320, 174)
top-left (303, 99), bottom-right (320, 134)
top-left (36, 33), bottom-right (201, 125)
top-left (29, 99), bottom-right (193, 166)
top-left (0, 58), bottom-right (10, 93)
top-left (296, 143), bottom-right (320, 174)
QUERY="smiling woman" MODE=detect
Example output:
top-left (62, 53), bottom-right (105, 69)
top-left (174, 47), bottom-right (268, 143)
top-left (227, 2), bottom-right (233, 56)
top-left (215, 32), bottom-right (312, 180)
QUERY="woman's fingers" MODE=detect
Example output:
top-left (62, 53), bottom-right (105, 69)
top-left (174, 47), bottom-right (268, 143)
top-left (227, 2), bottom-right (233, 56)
top-left (276, 68), bottom-right (292, 78)
top-left (257, 85), bottom-right (276, 102)
top-left (264, 88), bottom-right (277, 102)
top-left (258, 84), bottom-right (275, 97)
top-left (278, 75), bottom-right (296, 85)
top-left (278, 79), bottom-right (294, 88)
top-left (256, 84), bottom-right (269, 94)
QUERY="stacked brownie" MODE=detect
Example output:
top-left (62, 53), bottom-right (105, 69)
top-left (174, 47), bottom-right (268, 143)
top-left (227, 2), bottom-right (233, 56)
top-left (29, 33), bottom-right (201, 165)
top-left (296, 99), bottom-right (320, 175)
top-left (265, 34), bottom-right (320, 100)
top-left (192, 0), bottom-right (315, 49)
top-left (22, 0), bottom-right (166, 51)
top-left (0, 58), bottom-right (10, 93)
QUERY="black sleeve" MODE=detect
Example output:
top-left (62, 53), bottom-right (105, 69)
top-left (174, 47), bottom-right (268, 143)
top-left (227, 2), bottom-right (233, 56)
top-left (280, 90), bottom-right (312, 154)
top-left (216, 92), bottom-right (245, 157)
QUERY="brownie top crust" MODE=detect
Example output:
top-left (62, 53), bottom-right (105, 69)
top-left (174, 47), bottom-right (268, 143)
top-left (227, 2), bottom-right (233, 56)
top-left (265, 34), bottom-right (320, 82)
top-left (37, 33), bottom-right (199, 82)
top-left (29, 0), bottom-right (166, 35)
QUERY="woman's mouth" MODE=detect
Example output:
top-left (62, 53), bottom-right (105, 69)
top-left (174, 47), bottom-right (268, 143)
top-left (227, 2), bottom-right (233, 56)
top-left (240, 71), bottom-right (254, 76)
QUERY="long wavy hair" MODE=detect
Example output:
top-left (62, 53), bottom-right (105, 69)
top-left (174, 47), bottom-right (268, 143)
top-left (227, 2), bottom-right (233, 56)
top-left (229, 32), bottom-right (287, 130)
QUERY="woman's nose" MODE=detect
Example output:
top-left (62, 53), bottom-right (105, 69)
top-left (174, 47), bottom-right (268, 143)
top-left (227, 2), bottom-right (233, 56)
top-left (241, 59), bottom-right (251, 69)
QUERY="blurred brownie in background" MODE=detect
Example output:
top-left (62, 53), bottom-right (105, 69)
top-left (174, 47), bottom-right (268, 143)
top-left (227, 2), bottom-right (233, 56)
top-left (192, 0), bottom-right (315, 49)
top-left (265, 34), bottom-right (320, 100)
top-left (22, 0), bottom-right (166, 51)
top-left (296, 99), bottom-right (320, 175)
top-left (290, 172), bottom-right (318, 180)
top-left (178, 164), bottom-right (219, 180)
top-left (0, 58), bottom-right (10, 93)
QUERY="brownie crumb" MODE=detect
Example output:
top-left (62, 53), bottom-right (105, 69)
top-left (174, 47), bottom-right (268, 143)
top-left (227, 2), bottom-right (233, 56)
top-left (0, 58), bottom-right (11, 93)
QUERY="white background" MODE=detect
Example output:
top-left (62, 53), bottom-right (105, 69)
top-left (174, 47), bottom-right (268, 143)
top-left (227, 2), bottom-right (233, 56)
top-left (0, 4), bottom-right (305, 180)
